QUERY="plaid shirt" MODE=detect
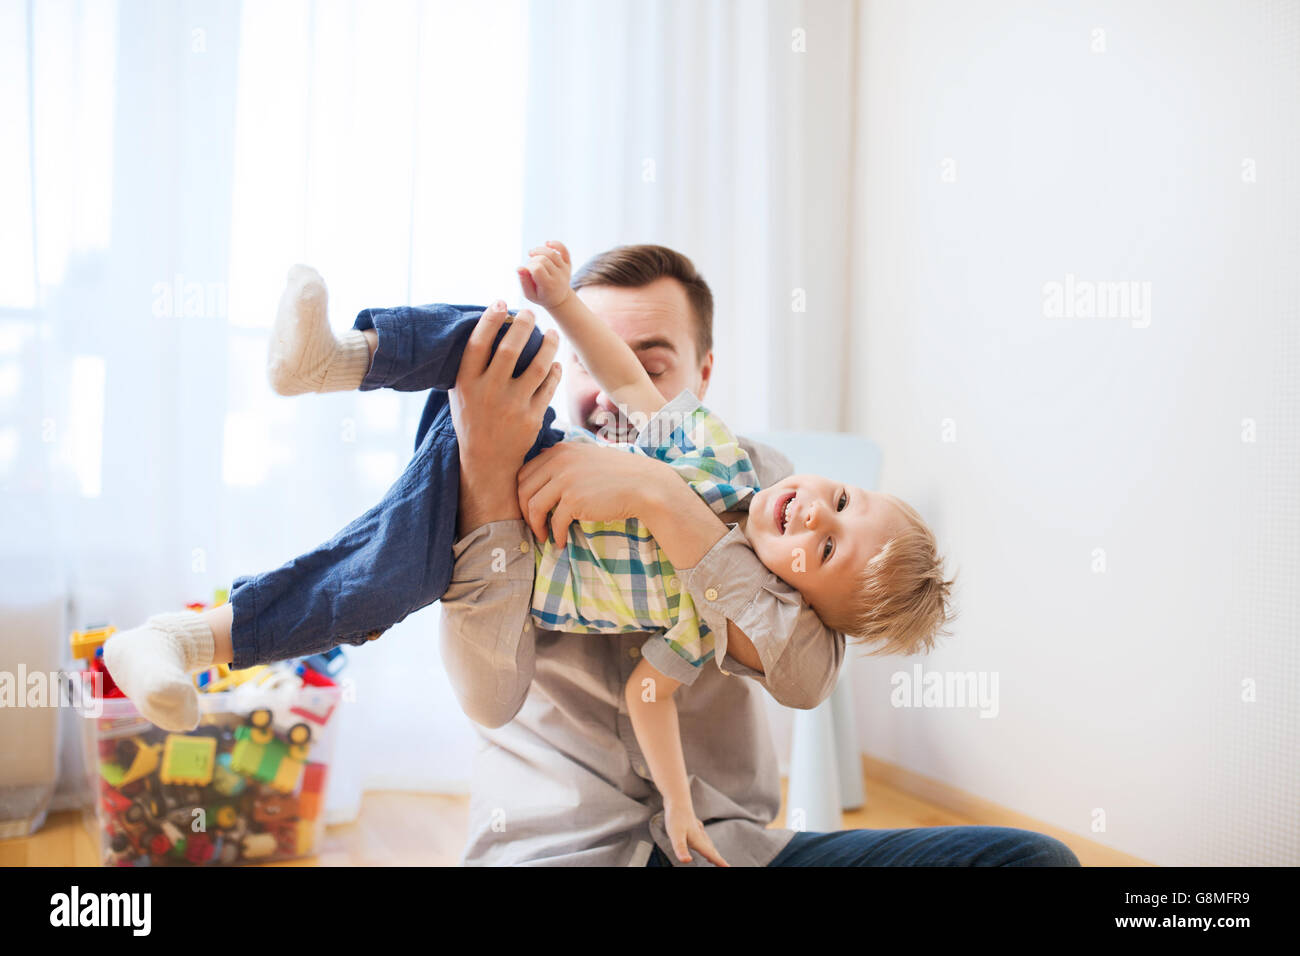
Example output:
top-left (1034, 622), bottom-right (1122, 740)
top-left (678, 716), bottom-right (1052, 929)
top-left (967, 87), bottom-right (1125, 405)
top-left (530, 390), bottom-right (761, 685)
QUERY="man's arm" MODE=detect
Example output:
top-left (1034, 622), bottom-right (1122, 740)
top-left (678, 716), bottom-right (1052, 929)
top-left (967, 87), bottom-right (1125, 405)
top-left (439, 519), bottom-right (539, 728)
top-left (439, 303), bottom-right (561, 727)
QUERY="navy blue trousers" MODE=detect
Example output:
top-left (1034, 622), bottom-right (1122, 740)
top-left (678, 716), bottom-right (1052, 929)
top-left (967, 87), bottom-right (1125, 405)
top-left (647, 826), bottom-right (1082, 867)
top-left (228, 304), bottom-right (563, 669)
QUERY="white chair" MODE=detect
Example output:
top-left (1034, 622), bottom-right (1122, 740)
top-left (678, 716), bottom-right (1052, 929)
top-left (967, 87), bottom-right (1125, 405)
top-left (748, 431), bottom-right (883, 832)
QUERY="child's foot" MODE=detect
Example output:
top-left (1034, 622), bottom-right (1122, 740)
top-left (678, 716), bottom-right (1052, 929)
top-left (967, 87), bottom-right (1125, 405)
top-left (101, 611), bottom-right (216, 732)
top-left (267, 264), bottom-right (372, 395)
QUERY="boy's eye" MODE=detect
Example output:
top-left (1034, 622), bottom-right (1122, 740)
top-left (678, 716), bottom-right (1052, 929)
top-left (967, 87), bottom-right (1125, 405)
top-left (822, 538), bottom-right (833, 561)
top-left (837, 491), bottom-right (848, 512)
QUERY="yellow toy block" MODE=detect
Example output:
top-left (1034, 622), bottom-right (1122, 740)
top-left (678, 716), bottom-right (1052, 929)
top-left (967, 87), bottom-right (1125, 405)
top-left (270, 755), bottom-right (305, 794)
top-left (295, 819), bottom-right (315, 856)
top-left (99, 741), bottom-right (162, 788)
top-left (160, 734), bottom-right (217, 786)
top-left (70, 625), bottom-right (116, 660)
top-left (201, 664), bottom-right (268, 694)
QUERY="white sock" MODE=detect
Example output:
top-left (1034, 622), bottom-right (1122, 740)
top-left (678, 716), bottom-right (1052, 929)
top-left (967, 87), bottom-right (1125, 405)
top-left (101, 611), bottom-right (216, 732)
top-left (266, 264), bottom-right (372, 395)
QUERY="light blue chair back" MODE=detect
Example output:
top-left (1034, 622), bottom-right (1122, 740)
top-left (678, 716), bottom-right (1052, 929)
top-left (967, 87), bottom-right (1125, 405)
top-left (748, 431), bottom-right (883, 493)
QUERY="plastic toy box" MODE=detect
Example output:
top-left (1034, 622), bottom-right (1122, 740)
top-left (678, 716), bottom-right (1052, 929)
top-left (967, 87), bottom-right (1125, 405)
top-left (78, 682), bottom-right (341, 866)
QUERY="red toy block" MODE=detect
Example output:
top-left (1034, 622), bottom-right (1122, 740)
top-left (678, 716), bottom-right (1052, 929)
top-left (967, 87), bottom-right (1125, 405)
top-left (88, 654), bottom-right (123, 698)
top-left (301, 763), bottom-right (326, 794)
top-left (185, 831), bottom-right (215, 864)
top-left (296, 665), bottom-right (336, 688)
top-left (297, 763), bottom-right (327, 820)
top-left (149, 831), bottom-right (173, 855)
top-left (100, 788), bottom-right (133, 815)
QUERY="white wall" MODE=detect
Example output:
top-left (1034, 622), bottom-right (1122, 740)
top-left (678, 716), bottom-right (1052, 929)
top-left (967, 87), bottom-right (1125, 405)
top-left (849, 0), bottom-right (1299, 865)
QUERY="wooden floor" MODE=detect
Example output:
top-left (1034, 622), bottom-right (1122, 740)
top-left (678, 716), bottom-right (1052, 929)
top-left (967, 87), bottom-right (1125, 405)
top-left (3, 764), bottom-right (1147, 867)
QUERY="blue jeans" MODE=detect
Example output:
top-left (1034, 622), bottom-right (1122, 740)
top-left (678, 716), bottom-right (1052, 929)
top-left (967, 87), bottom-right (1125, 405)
top-left (646, 827), bottom-right (1082, 866)
top-left (228, 304), bottom-right (564, 669)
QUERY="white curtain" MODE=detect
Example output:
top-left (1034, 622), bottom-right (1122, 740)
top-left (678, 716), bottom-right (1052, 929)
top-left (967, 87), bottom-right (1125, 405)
top-left (4, 0), bottom-right (531, 823)
top-left (523, 0), bottom-right (859, 435)
top-left (4, 0), bottom-right (859, 825)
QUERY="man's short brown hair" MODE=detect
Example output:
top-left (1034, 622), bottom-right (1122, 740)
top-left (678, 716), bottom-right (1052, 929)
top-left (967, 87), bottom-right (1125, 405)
top-left (571, 244), bottom-right (713, 364)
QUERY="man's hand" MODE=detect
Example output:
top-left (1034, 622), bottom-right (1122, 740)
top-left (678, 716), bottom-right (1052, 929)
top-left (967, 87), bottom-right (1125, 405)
top-left (516, 442), bottom-right (672, 546)
top-left (452, 301), bottom-right (562, 536)
top-left (517, 240), bottom-right (574, 311)
top-left (665, 801), bottom-right (730, 867)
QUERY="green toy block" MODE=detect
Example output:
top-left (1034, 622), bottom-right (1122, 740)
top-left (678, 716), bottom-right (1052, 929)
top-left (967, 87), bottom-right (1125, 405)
top-left (160, 734), bottom-right (217, 786)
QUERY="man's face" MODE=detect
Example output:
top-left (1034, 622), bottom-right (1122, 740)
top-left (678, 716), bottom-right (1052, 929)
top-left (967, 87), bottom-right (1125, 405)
top-left (564, 277), bottom-right (713, 440)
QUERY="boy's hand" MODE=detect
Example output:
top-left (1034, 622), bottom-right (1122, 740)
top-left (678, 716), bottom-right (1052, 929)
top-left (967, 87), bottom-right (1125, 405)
top-left (517, 240), bottom-right (573, 310)
top-left (664, 801), bottom-right (730, 867)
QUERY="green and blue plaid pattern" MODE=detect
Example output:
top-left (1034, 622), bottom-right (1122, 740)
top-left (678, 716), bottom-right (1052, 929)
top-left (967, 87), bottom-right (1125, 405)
top-left (530, 393), bottom-right (760, 680)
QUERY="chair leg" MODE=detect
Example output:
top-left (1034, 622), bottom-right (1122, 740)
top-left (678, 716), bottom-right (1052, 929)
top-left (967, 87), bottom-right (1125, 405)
top-left (831, 667), bottom-right (865, 810)
top-left (787, 697), bottom-right (842, 832)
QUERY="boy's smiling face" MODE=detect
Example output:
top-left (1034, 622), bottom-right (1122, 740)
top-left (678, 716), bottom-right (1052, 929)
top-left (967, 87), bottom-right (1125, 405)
top-left (745, 475), bottom-right (910, 616)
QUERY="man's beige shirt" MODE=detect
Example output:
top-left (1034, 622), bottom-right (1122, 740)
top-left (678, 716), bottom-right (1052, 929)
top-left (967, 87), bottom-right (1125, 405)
top-left (439, 439), bottom-right (845, 866)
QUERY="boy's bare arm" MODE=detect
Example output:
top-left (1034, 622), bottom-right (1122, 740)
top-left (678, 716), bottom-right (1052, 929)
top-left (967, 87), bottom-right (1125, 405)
top-left (625, 658), bottom-right (692, 808)
top-left (518, 240), bottom-right (664, 420)
top-left (625, 656), bottom-right (729, 866)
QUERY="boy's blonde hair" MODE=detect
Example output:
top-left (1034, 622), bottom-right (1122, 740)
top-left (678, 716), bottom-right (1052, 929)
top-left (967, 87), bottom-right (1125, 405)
top-left (822, 496), bottom-right (955, 655)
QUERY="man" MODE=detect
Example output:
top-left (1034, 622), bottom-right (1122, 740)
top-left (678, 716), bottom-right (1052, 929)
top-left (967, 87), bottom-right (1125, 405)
top-left (442, 244), bottom-right (1079, 866)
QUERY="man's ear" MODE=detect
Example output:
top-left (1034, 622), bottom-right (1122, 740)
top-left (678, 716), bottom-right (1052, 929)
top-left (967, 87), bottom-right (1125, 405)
top-left (694, 350), bottom-right (715, 400)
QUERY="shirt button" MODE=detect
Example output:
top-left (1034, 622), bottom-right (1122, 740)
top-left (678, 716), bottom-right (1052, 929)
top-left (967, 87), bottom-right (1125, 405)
top-left (518, 541), bottom-right (530, 554)
top-left (628, 646), bottom-right (641, 659)
top-left (366, 630), bottom-right (381, 641)
top-left (667, 576), bottom-right (679, 592)
top-left (704, 587), bottom-right (719, 601)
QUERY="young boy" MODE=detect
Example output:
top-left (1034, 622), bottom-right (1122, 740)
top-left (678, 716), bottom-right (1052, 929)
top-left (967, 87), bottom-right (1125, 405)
top-left (105, 242), bottom-right (954, 866)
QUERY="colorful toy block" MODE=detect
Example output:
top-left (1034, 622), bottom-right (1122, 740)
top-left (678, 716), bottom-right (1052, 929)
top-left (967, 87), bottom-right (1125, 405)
top-left (241, 832), bottom-right (277, 859)
top-left (159, 734), bottom-right (217, 786)
top-left (252, 793), bottom-right (299, 825)
top-left (200, 663), bottom-right (269, 694)
top-left (297, 763), bottom-right (327, 821)
top-left (70, 625), bottom-right (116, 660)
top-left (211, 752), bottom-right (246, 796)
top-left (99, 740), bottom-right (161, 788)
top-left (230, 724), bottom-right (306, 794)
top-left (302, 648), bottom-right (346, 677)
top-left (88, 652), bottom-right (123, 698)
top-left (100, 787), bottom-right (133, 816)
top-left (185, 832), bottom-right (215, 864)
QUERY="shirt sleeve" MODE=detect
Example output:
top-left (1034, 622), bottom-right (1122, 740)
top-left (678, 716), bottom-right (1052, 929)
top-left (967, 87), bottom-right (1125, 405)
top-left (678, 524), bottom-right (844, 710)
top-left (437, 519), bottom-right (539, 728)
top-left (638, 598), bottom-right (714, 687)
